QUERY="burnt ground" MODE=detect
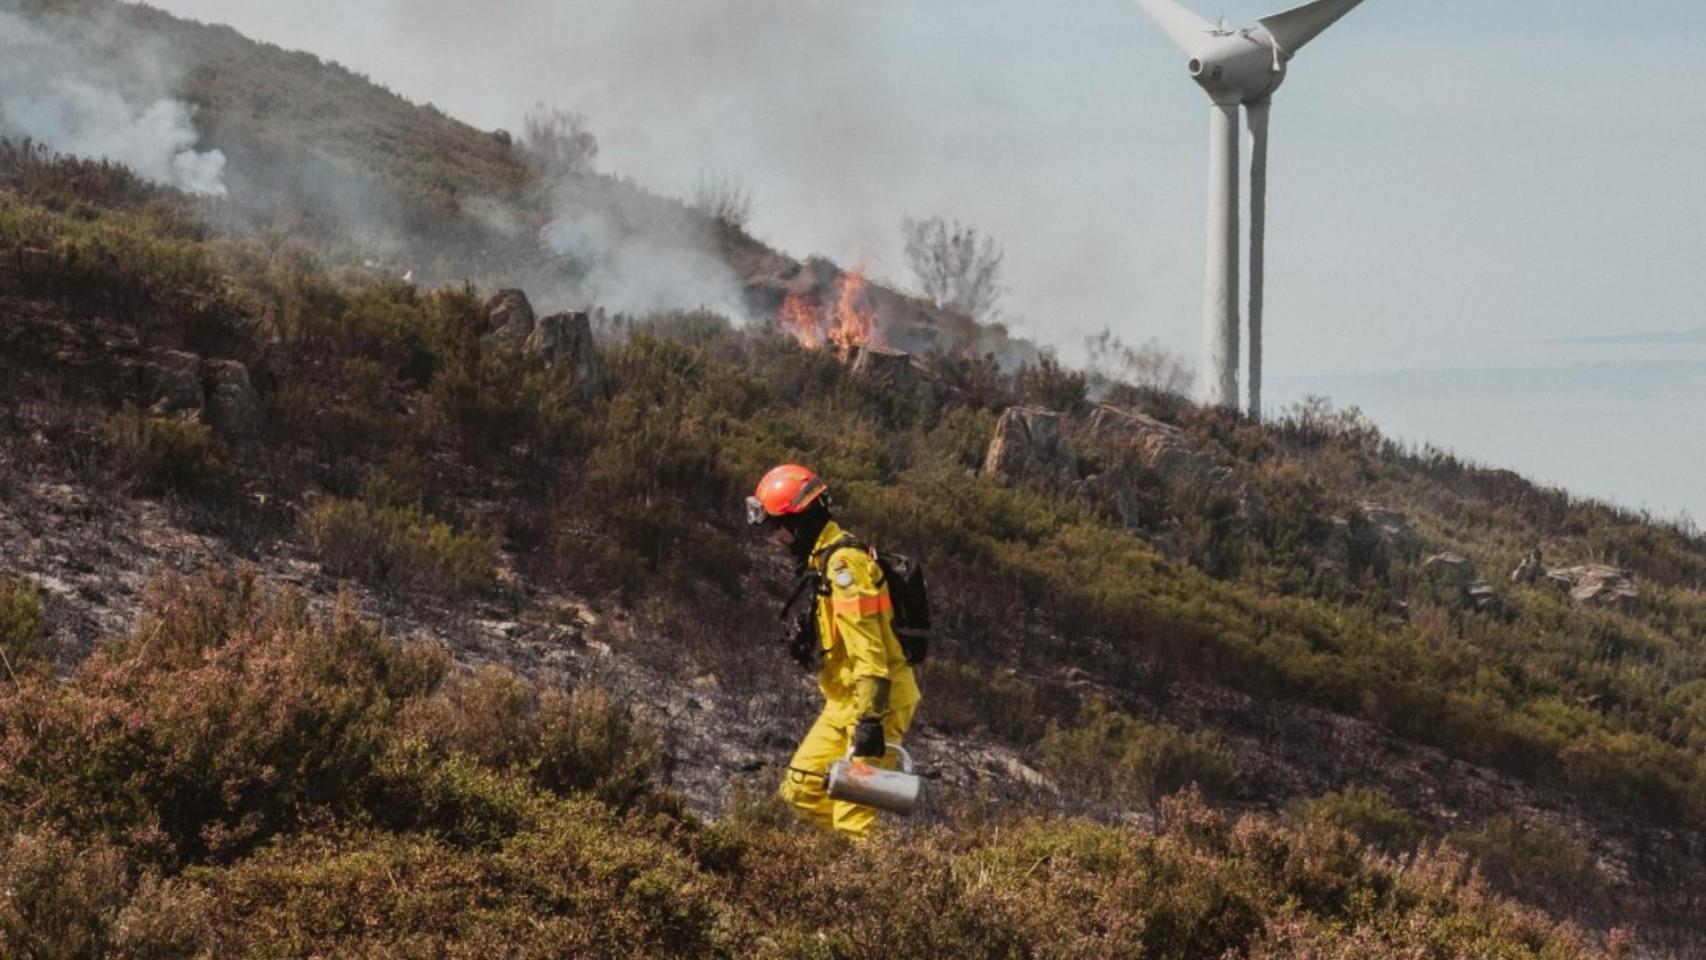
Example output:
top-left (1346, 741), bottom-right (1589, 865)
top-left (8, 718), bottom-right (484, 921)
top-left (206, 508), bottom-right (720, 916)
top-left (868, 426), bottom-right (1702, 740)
top-left (1, 297), bottom-right (1702, 956)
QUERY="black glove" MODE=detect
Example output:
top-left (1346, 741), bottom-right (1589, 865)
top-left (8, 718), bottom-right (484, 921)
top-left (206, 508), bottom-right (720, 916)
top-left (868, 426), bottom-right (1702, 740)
top-left (851, 718), bottom-right (886, 759)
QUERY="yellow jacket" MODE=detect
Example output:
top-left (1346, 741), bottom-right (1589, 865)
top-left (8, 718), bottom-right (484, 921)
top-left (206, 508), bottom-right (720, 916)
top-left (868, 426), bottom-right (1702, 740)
top-left (809, 521), bottom-right (921, 726)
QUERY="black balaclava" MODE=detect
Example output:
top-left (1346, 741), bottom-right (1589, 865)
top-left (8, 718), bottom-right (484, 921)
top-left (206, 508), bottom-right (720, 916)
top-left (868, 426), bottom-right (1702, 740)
top-left (781, 500), bottom-right (833, 567)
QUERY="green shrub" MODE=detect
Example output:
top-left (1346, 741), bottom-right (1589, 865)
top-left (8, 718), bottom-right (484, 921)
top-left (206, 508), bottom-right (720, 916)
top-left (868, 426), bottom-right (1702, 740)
top-left (1290, 787), bottom-right (1422, 856)
top-left (0, 577), bottom-right (44, 673)
top-left (300, 495), bottom-right (498, 596)
top-left (1039, 699), bottom-right (1238, 806)
top-left (104, 408), bottom-right (235, 497)
top-left (1452, 815), bottom-right (1608, 913)
top-left (920, 659), bottom-right (1045, 744)
top-left (1016, 354), bottom-right (1089, 415)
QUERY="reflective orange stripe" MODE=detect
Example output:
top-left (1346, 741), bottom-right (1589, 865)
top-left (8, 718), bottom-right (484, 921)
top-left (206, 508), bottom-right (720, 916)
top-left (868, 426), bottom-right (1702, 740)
top-left (831, 594), bottom-right (893, 617)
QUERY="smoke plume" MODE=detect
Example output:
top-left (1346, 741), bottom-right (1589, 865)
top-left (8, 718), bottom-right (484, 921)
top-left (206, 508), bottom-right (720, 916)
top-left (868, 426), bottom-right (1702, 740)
top-left (0, 7), bottom-right (226, 196)
top-left (538, 174), bottom-right (753, 324)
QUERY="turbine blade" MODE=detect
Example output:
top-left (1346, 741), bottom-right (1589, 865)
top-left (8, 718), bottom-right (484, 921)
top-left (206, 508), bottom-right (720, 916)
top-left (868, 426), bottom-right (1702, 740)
top-left (1131, 0), bottom-right (1215, 54)
top-left (1258, 0), bottom-right (1365, 57)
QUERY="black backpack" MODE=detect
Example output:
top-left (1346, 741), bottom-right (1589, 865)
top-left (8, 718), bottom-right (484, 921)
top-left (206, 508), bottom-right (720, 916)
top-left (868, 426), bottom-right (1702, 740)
top-left (819, 536), bottom-right (932, 665)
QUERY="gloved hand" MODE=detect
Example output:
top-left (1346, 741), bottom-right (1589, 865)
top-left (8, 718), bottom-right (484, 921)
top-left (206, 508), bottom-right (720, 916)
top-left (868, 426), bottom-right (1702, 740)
top-left (852, 717), bottom-right (886, 759)
top-left (783, 608), bottom-right (819, 670)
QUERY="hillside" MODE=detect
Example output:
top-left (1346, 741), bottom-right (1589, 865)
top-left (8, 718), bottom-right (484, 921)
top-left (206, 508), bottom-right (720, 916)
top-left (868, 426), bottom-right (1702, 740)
top-left (2, 3), bottom-right (1704, 957)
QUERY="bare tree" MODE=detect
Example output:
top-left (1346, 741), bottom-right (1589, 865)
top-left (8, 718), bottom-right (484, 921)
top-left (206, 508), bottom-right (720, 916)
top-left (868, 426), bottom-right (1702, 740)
top-left (902, 215), bottom-right (1005, 323)
top-left (692, 171), bottom-right (752, 229)
top-left (521, 103), bottom-right (598, 179)
top-left (1086, 328), bottom-right (1194, 397)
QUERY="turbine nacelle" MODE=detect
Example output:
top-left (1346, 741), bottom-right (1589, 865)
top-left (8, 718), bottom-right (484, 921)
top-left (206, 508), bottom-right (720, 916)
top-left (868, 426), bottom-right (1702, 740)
top-left (1186, 33), bottom-right (1284, 105)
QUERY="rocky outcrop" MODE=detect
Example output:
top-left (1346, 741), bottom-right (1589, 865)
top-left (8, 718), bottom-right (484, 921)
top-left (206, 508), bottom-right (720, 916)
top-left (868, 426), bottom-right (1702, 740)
top-left (1318, 503), bottom-right (1419, 582)
top-left (201, 360), bottom-right (261, 440)
top-left (1422, 552), bottom-right (1506, 616)
top-left (982, 406), bottom-right (1077, 489)
top-left (1510, 548), bottom-right (1546, 585)
top-left (1359, 502), bottom-right (1418, 559)
top-left (134, 351), bottom-right (261, 442)
top-left (142, 350), bottom-right (205, 415)
top-left (847, 344), bottom-right (919, 392)
top-left (529, 311), bottom-right (602, 398)
top-left (483, 288), bottom-right (536, 346)
top-left (1084, 404), bottom-right (1227, 490)
top-left (1546, 564), bottom-right (1639, 610)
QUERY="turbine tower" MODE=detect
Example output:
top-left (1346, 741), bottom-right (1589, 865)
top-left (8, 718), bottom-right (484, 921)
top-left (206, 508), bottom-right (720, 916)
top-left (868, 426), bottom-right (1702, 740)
top-left (1133, 0), bottom-right (1367, 417)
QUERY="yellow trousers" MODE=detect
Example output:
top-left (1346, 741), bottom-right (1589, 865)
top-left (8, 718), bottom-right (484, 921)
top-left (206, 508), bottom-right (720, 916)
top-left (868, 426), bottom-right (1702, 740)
top-left (780, 703), bottom-right (916, 838)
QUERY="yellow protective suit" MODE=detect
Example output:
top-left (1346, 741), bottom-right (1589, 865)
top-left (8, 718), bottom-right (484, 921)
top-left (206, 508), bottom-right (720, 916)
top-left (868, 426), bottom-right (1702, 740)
top-left (780, 520), bottom-right (922, 838)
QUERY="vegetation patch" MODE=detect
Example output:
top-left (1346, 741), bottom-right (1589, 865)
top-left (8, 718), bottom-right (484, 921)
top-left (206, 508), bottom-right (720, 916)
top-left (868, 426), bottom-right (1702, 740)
top-left (1040, 699), bottom-right (1239, 807)
top-left (301, 494), bottom-right (498, 597)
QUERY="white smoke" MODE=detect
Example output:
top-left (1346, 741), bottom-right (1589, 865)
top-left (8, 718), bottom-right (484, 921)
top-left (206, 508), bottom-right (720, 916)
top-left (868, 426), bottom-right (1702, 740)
top-left (538, 174), bottom-right (754, 324)
top-left (0, 8), bottom-right (227, 196)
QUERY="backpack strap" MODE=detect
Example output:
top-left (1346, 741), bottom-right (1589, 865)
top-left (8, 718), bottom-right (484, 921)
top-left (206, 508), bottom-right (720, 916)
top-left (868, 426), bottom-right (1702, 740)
top-left (810, 534), bottom-right (886, 589)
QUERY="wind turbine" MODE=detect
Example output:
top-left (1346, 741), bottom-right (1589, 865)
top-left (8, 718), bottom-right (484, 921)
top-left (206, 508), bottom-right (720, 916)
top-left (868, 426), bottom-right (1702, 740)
top-left (1133, 0), bottom-right (1367, 416)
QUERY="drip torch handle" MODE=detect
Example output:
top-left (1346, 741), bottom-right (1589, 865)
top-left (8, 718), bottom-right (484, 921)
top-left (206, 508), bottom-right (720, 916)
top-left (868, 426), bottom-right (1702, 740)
top-left (844, 743), bottom-right (914, 774)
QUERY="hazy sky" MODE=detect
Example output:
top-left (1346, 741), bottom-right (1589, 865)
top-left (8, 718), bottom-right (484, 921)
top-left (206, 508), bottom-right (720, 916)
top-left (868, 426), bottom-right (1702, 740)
top-left (143, 0), bottom-right (1706, 524)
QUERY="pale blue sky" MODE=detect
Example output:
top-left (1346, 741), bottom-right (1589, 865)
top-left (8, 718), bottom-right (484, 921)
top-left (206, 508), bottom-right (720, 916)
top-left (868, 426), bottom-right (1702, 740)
top-left (145, 0), bottom-right (1706, 523)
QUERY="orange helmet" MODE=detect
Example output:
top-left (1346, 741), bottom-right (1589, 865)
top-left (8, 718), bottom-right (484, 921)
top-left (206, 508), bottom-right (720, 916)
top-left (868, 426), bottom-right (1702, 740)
top-left (747, 464), bottom-right (827, 525)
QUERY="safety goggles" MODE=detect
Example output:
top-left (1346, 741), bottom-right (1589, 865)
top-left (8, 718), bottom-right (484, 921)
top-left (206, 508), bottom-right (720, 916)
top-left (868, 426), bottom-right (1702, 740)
top-left (745, 496), bottom-right (772, 527)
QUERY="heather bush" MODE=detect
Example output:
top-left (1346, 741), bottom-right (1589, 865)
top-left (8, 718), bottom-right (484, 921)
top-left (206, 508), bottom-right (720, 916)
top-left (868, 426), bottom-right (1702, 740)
top-left (0, 571), bottom-right (448, 865)
top-left (104, 408), bottom-right (235, 497)
top-left (0, 574), bottom-right (1611, 960)
top-left (0, 829), bottom-right (133, 960)
top-left (398, 667), bottom-right (660, 810)
top-left (1290, 787), bottom-right (1421, 856)
top-left (1039, 699), bottom-right (1238, 807)
top-left (1015, 354), bottom-right (1089, 415)
top-left (300, 495), bottom-right (498, 596)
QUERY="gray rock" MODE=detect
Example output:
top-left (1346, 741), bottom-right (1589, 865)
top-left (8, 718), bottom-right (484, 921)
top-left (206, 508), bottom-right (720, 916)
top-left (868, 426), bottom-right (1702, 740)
top-left (983, 406), bottom-right (1077, 489)
top-left (1422, 552), bottom-right (1508, 616)
top-left (143, 350), bottom-right (205, 415)
top-left (483, 289), bottom-right (535, 346)
top-left (1545, 564), bottom-right (1639, 610)
top-left (1084, 404), bottom-right (1227, 489)
top-left (847, 344), bottom-right (919, 392)
top-left (1510, 548), bottom-right (1545, 585)
top-left (1359, 502), bottom-right (1419, 559)
top-left (1422, 552), bottom-right (1475, 586)
top-left (1467, 581), bottom-right (1506, 617)
top-left (200, 359), bottom-right (259, 441)
top-left (529, 311), bottom-right (602, 398)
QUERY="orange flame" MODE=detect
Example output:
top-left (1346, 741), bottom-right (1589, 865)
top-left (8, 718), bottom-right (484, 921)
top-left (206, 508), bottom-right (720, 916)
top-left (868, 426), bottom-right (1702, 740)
top-left (775, 268), bottom-right (884, 358)
top-left (829, 269), bottom-right (882, 357)
top-left (779, 292), bottom-right (823, 349)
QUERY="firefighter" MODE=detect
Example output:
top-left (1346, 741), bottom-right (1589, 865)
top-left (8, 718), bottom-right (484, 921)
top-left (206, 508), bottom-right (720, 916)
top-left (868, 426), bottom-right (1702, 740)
top-left (747, 464), bottom-right (921, 838)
